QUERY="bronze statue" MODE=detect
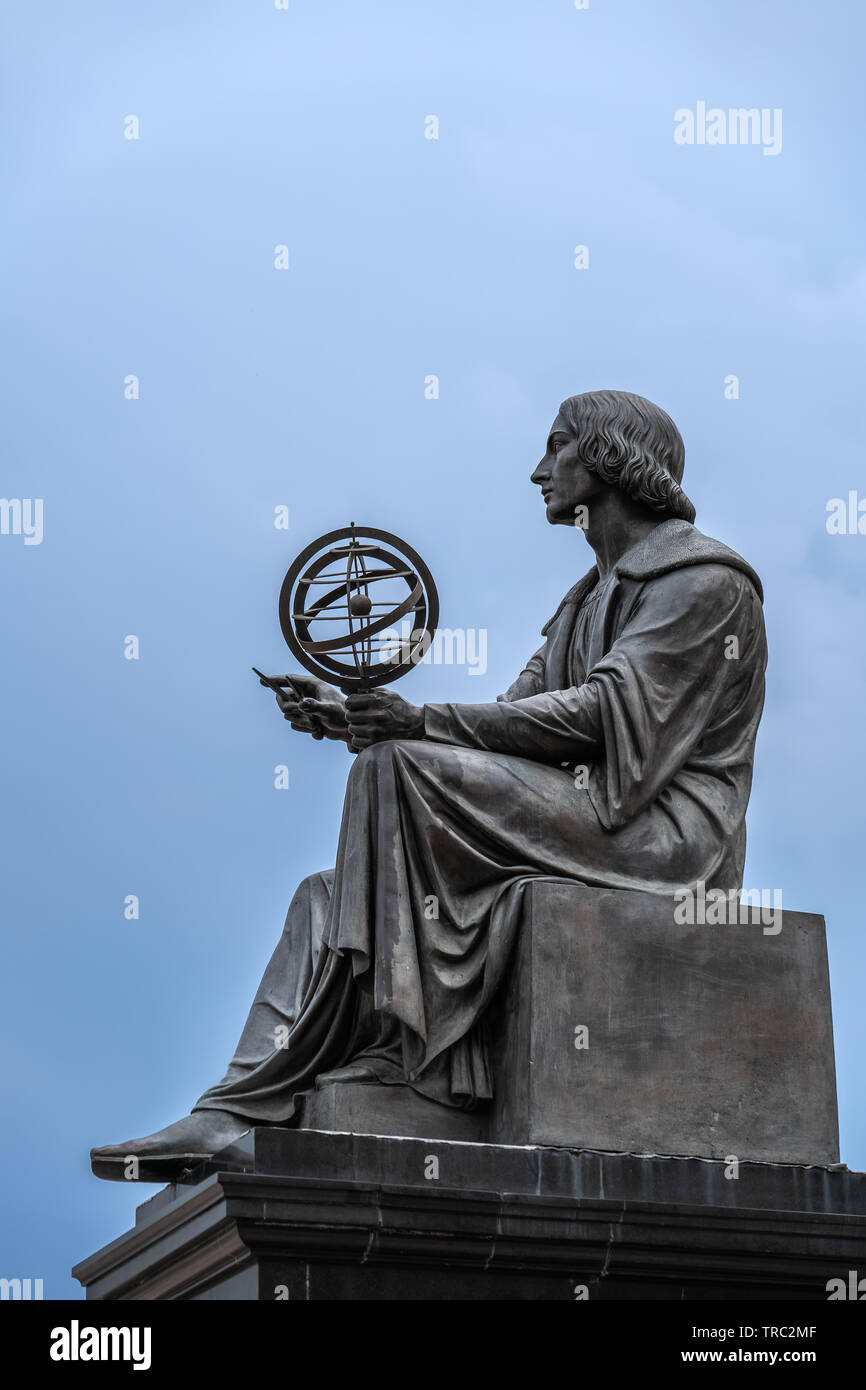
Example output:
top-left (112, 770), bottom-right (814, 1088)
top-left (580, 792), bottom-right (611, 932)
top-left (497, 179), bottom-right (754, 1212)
top-left (91, 389), bottom-right (767, 1179)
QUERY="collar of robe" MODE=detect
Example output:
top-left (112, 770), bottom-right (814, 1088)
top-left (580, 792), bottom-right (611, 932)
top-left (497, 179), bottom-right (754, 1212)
top-left (541, 518), bottom-right (764, 638)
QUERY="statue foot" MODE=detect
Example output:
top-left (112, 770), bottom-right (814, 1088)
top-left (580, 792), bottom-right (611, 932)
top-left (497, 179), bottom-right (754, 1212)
top-left (314, 1064), bottom-right (380, 1089)
top-left (90, 1110), bottom-right (251, 1181)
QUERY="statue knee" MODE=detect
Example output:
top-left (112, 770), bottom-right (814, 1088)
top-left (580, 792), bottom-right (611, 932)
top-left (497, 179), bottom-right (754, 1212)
top-left (283, 868), bottom-right (334, 932)
top-left (350, 740), bottom-right (399, 779)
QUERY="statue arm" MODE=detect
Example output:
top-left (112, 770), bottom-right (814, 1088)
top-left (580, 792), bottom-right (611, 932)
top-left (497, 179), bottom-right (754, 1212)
top-left (424, 682), bottom-right (602, 764)
top-left (423, 566), bottom-right (764, 798)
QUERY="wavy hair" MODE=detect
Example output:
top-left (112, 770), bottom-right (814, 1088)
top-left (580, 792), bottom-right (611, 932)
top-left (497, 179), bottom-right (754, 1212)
top-left (557, 390), bottom-right (696, 523)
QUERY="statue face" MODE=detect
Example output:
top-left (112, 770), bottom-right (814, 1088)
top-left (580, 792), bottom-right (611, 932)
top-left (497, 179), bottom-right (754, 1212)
top-left (531, 413), bottom-right (606, 526)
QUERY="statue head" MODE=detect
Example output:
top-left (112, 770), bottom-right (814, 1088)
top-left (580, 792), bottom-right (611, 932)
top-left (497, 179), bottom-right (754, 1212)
top-left (532, 389), bottom-right (696, 527)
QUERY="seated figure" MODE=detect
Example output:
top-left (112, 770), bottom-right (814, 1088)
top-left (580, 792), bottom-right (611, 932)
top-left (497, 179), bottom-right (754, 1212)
top-left (91, 388), bottom-right (767, 1178)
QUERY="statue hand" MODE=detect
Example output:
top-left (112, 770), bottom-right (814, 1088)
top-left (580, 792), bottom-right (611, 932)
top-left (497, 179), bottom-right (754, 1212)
top-left (261, 673), bottom-right (348, 743)
top-left (344, 689), bottom-right (425, 751)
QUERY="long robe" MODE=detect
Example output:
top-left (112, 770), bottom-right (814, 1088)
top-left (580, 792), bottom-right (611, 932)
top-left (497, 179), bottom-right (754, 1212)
top-left (193, 520), bottom-right (767, 1120)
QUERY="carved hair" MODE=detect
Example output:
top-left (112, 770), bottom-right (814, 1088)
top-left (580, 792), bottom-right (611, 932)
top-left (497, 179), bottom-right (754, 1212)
top-left (558, 390), bottom-right (696, 523)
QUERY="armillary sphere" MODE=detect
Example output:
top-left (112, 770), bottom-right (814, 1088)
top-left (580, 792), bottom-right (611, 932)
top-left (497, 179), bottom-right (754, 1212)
top-left (278, 525), bottom-right (439, 692)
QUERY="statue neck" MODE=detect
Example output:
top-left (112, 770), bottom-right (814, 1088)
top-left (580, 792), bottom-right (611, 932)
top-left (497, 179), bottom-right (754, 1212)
top-left (582, 492), bottom-right (664, 578)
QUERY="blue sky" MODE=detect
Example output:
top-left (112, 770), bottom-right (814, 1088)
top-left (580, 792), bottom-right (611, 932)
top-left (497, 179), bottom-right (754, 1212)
top-left (2, 0), bottom-right (865, 1297)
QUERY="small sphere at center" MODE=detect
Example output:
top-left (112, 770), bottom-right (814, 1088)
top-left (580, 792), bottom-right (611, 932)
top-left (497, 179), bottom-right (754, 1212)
top-left (349, 591), bottom-right (372, 616)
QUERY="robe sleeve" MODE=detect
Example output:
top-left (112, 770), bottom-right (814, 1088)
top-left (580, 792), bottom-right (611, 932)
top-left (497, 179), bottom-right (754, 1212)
top-left (423, 564), bottom-right (762, 827)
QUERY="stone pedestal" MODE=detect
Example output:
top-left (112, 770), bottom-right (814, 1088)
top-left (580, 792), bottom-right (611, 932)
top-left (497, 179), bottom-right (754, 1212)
top-left (486, 881), bottom-right (839, 1164)
top-left (73, 1129), bottom-right (866, 1301)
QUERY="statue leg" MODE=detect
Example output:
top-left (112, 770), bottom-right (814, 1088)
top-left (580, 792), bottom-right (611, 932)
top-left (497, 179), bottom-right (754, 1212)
top-left (203, 869), bottom-right (334, 1088)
